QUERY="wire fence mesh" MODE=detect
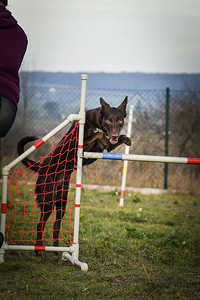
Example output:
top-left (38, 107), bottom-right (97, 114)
top-left (1, 84), bottom-right (200, 194)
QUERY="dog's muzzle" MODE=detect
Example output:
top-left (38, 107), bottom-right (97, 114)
top-left (110, 134), bottom-right (119, 144)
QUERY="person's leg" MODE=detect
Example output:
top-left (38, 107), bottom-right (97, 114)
top-left (0, 96), bottom-right (17, 246)
top-left (0, 95), bottom-right (17, 138)
top-left (0, 232), bottom-right (4, 248)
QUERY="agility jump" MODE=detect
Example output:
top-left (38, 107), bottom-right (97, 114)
top-left (1, 74), bottom-right (200, 272)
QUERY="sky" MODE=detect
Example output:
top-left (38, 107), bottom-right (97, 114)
top-left (9, 0), bottom-right (200, 73)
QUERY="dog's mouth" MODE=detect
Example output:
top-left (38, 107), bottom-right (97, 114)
top-left (110, 137), bottom-right (118, 144)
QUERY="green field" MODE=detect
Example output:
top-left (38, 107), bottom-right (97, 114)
top-left (0, 191), bottom-right (200, 299)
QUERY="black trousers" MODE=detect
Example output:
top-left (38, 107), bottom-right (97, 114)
top-left (0, 95), bottom-right (17, 138)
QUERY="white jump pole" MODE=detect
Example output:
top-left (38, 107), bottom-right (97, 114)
top-left (84, 152), bottom-right (200, 165)
top-left (62, 74), bottom-right (88, 272)
top-left (119, 105), bottom-right (134, 207)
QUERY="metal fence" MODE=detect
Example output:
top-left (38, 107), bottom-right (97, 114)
top-left (1, 84), bottom-right (200, 194)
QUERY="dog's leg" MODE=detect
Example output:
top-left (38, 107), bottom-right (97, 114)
top-left (52, 200), bottom-right (67, 254)
top-left (84, 132), bottom-right (109, 151)
top-left (53, 187), bottom-right (68, 251)
top-left (83, 132), bottom-right (110, 166)
top-left (36, 203), bottom-right (53, 255)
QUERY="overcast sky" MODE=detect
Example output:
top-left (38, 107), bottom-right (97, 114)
top-left (9, 0), bottom-right (200, 73)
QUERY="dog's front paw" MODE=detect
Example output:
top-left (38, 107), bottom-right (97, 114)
top-left (124, 136), bottom-right (132, 146)
top-left (118, 135), bottom-right (132, 146)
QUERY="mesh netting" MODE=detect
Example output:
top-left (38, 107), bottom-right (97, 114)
top-left (6, 122), bottom-right (79, 246)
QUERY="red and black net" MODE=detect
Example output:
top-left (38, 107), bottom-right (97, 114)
top-left (5, 122), bottom-right (79, 246)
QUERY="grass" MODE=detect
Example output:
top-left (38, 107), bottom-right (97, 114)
top-left (0, 190), bottom-right (200, 299)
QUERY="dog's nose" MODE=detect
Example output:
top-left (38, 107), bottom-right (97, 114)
top-left (112, 132), bottom-right (118, 139)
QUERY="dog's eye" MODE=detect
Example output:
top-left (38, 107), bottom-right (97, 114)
top-left (118, 120), bottom-right (122, 125)
top-left (105, 120), bottom-right (111, 125)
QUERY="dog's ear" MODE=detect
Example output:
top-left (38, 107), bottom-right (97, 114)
top-left (118, 96), bottom-right (128, 117)
top-left (100, 97), bottom-right (110, 114)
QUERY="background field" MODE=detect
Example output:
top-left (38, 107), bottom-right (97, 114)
top-left (0, 191), bottom-right (199, 299)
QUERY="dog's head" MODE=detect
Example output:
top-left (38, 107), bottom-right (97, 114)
top-left (100, 96), bottom-right (128, 144)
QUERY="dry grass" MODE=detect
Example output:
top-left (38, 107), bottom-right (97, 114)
top-left (0, 191), bottom-right (200, 299)
top-left (83, 160), bottom-right (200, 195)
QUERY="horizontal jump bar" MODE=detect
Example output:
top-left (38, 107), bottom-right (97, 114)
top-left (84, 152), bottom-right (200, 165)
top-left (3, 244), bottom-right (74, 252)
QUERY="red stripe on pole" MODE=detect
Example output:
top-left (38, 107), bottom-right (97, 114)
top-left (76, 184), bottom-right (81, 188)
top-left (78, 145), bottom-right (83, 148)
top-left (75, 204), bottom-right (80, 208)
top-left (187, 158), bottom-right (200, 165)
top-left (35, 246), bottom-right (45, 252)
top-left (120, 191), bottom-right (125, 199)
top-left (1, 203), bottom-right (6, 214)
top-left (34, 139), bottom-right (44, 149)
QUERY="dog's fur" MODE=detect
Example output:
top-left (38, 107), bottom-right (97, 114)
top-left (17, 97), bottom-right (131, 252)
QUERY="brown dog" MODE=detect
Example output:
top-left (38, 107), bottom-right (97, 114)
top-left (17, 97), bottom-right (131, 253)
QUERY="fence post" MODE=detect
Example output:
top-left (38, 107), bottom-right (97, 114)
top-left (119, 105), bottom-right (134, 207)
top-left (164, 87), bottom-right (170, 189)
